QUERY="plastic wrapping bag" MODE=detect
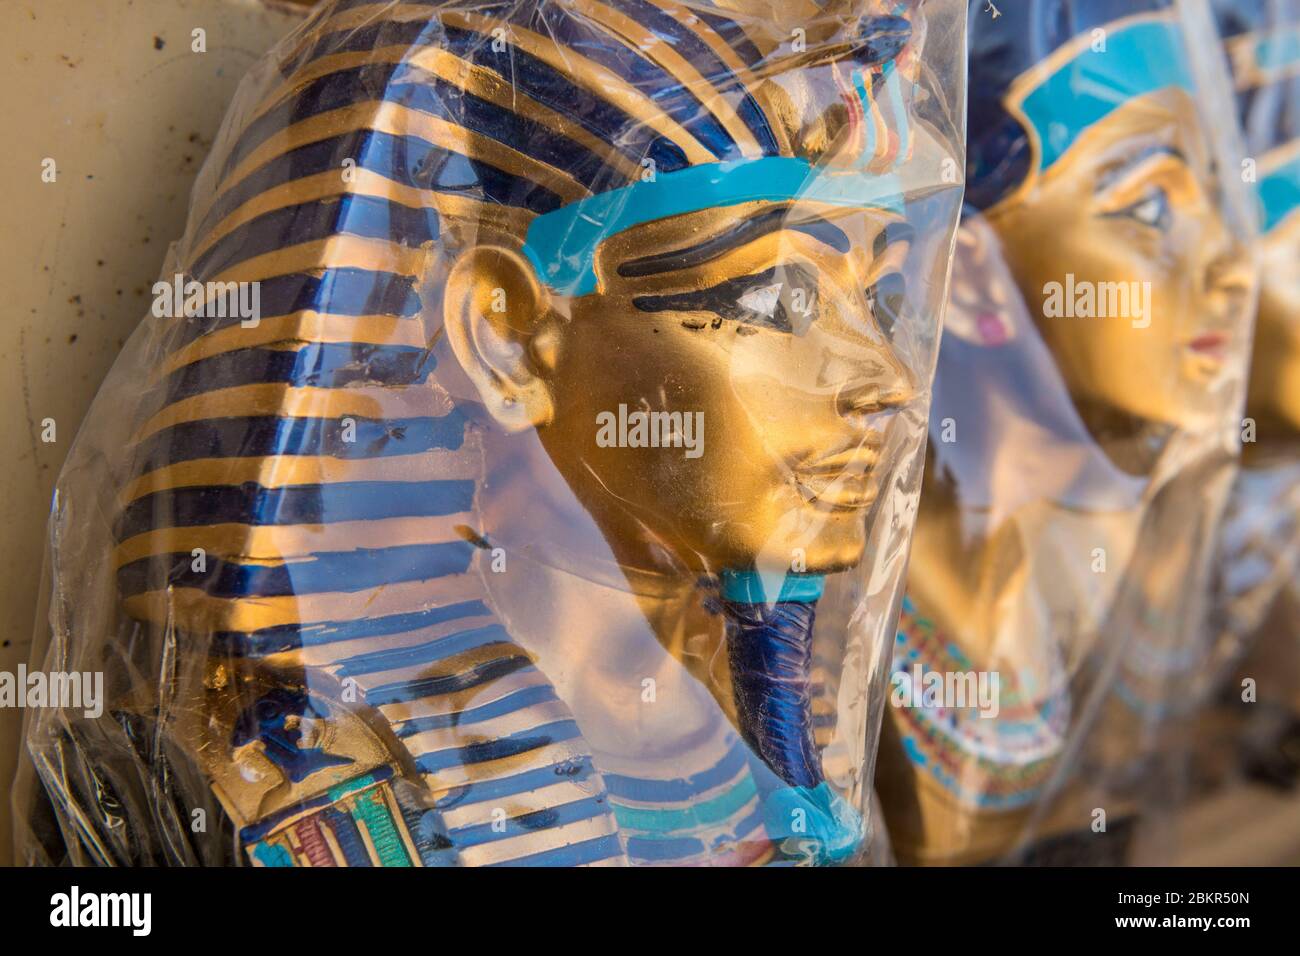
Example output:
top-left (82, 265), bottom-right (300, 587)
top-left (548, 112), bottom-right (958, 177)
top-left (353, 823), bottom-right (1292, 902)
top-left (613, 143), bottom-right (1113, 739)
top-left (16, 0), bottom-right (966, 867)
top-left (1199, 0), bottom-right (1300, 790)
top-left (874, 0), bottom-right (1259, 865)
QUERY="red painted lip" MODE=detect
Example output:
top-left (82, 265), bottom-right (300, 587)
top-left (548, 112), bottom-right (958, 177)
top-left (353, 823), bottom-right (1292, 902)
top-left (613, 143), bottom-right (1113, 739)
top-left (1188, 332), bottom-right (1228, 358)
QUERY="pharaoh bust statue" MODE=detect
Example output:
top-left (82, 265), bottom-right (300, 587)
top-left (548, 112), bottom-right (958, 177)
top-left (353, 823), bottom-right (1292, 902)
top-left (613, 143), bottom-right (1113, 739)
top-left (22, 0), bottom-right (963, 867)
top-left (1207, 0), bottom-right (1300, 780)
top-left (875, 0), bottom-right (1254, 865)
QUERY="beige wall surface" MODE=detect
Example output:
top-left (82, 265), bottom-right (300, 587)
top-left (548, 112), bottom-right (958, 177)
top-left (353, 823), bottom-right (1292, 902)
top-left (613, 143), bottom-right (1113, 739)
top-left (0, 0), bottom-right (306, 866)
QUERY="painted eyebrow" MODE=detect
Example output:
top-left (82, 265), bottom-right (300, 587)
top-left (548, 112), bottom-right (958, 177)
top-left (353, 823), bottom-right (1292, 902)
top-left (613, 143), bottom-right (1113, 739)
top-left (616, 206), bottom-right (851, 279)
top-left (1093, 145), bottom-right (1189, 194)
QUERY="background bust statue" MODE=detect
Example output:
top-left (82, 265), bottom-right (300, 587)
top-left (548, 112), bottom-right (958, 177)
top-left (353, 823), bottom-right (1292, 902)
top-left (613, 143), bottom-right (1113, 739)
top-left (1202, 0), bottom-right (1300, 790)
top-left (22, 0), bottom-right (964, 867)
top-left (876, 0), bottom-right (1256, 865)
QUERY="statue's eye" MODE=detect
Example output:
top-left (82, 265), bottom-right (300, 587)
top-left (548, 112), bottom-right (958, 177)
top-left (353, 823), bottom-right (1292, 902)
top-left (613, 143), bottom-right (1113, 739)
top-left (737, 281), bottom-right (784, 320)
top-left (1115, 186), bottom-right (1171, 231)
top-left (736, 280), bottom-right (793, 333)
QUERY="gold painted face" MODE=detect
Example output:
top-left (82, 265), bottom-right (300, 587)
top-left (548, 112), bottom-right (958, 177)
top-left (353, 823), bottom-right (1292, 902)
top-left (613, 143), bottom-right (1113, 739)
top-left (1247, 216), bottom-right (1300, 441)
top-left (986, 90), bottom-right (1252, 440)
top-left (445, 200), bottom-right (914, 576)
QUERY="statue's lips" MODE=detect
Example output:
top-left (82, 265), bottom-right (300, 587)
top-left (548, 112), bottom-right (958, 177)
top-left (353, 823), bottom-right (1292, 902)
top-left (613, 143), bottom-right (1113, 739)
top-left (792, 445), bottom-right (881, 510)
top-left (1185, 331), bottom-right (1228, 362)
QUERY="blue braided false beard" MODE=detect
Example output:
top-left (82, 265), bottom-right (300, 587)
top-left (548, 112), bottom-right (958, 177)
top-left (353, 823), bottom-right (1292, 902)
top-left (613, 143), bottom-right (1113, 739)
top-left (722, 597), bottom-right (823, 790)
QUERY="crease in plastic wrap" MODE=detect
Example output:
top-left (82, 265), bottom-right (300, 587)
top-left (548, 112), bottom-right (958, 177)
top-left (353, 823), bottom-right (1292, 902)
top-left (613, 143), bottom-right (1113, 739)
top-left (15, 0), bottom-right (967, 866)
top-left (873, 0), bottom-right (1261, 865)
top-left (1197, 0), bottom-right (1300, 791)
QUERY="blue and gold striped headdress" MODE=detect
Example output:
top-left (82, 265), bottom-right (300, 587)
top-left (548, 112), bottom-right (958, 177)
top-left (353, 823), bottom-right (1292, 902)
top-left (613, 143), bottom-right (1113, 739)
top-left (966, 0), bottom-right (1196, 210)
top-left (186, 0), bottom-right (924, 297)
top-left (1215, 0), bottom-right (1300, 233)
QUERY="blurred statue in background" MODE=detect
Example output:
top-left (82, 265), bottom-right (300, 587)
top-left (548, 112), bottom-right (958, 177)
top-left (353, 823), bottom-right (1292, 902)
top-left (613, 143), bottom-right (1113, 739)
top-left (1200, 0), bottom-right (1300, 790)
top-left (876, 0), bottom-right (1255, 865)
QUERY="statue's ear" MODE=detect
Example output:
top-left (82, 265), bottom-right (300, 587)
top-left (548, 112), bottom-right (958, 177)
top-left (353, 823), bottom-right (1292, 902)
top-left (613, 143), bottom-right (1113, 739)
top-left (443, 246), bottom-right (560, 431)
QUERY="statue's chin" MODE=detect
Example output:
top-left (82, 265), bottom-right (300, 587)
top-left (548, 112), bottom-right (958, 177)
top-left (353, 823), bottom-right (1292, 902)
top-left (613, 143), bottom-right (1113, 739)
top-left (785, 526), bottom-right (871, 578)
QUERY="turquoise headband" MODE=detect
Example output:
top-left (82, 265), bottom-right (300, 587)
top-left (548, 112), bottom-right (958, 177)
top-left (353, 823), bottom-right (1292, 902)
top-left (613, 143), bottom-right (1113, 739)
top-left (1260, 152), bottom-right (1300, 233)
top-left (1256, 24), bottom-right (1300, 73)
top-left (521, 156), bottom-right (905, 297)
top-left (1249, 25), bottom-right (1300, 233)
top-left (1019, 18), bottom-right (1194, 174)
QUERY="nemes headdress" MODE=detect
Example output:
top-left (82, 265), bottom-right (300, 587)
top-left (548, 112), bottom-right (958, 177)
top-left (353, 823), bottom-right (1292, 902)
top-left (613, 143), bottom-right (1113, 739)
top-left (188, 0), bottom-right (923, 290)
top-left (1215, 0), bottom-right (1300, 233)
top-left (966, 0), bottom-right (1196, 210)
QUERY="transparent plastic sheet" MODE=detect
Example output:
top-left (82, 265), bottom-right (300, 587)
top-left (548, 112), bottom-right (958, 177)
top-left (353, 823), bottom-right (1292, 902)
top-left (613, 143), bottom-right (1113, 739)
top-left (873, 0), bottom-right (1259, 865)
top-left (1196, 0), bottom-right (1300, 793)
top-left (16, 0), bottom-right (966, 867)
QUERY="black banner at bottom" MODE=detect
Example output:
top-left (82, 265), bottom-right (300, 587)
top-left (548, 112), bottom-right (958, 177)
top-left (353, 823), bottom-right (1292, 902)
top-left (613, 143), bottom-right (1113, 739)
top-left (0, 864), bottom-right (1277, 943)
